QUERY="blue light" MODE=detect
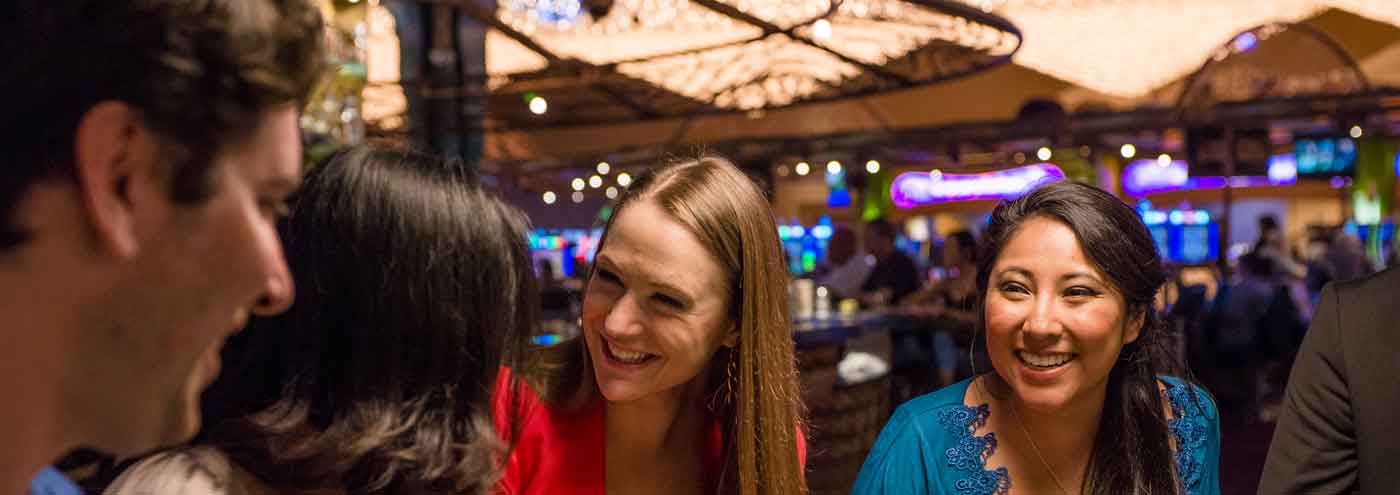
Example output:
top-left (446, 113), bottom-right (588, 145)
top-left (827, 188), bottom-right (852, 208)
top-left (1143, 211), bottom-right (1168, 225)
top-left (812, 225), bottom-right (834, 239)
top-left (1169, 210), bottom-right (1185, 225)
top-left (1232, 32), bottom-right (1258, 52)
top-left (777, 226), bottom-right (791, 239)
top-left (1267, 154), bottom-right (1298, 184)
top-left (791, 225), bottom-right (806, 238)
top-left (532, 334), bottom-right (563, 346)
top-left (1194, 210), bottom-right (1211, 224)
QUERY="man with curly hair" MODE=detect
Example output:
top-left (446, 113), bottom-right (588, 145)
top-left (0, 1), bottom-right (324, 493)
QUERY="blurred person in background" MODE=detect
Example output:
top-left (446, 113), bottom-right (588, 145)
top-left (859, 218), bottom-right (921, 308)
top-left (813, 225), bottom-right (873, 301)
top-left (1252, 215), bottom-right (1306, 280)
top-left (1324, 229), bottom-right (1372, 283)
top-left (107, 145), bottom-right (538, 495)
top-left (0, 1), bottom-right (321, 493)
top-left (1205, 253), bottom-right (1279, 418)
top-left (1303, 227), bottom-right (1335, 302)
top-left (900, 230), bottom-right (981, 387)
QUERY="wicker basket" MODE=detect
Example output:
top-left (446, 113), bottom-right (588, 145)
top-left (805, 372), bottom-right (891, 495)
top-left (797, 343), bottom-right (844, 409)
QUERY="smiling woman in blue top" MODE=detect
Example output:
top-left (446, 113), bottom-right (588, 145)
top-left (853, 180), bottom-right (1220, 495)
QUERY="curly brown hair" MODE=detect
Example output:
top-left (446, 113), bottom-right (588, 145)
top-left (0, 0), bottom-right (325, 249)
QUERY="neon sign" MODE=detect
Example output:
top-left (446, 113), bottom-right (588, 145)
top-left (1121, 155), bottom-right (1297, 197)
top-left (1122, 159), bottom-right (1190, 197)
top-left (891, 163), bottom-right (1065, 208)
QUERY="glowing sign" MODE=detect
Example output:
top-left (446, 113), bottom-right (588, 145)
top-left (1121, 155), bottom-right (1297, 197)
top-left (1268, 154), bottom-right (1298, 184)
top-left (1122, 159), bottom-right (1190, 197)
top-left (891, 163), bottom-right (1065, 208)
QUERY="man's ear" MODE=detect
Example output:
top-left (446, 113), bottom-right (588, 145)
top-left (72, 101), bottom-right (157, 259)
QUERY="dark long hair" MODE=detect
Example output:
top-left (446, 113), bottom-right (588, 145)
top-left (975, 180), bottom-right (1183, 495)
top-left (197, 144), bottom-right (537, 494)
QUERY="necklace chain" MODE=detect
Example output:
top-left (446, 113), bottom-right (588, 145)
top-left (978, 376), bottom-right (1074, 495)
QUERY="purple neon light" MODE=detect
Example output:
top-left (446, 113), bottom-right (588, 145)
top-left (1121, 155), bottom-right (1298, 197)
top-left (891, 163), bottom-right (1065, 208)
top-left (1122, 159), bottom-right (1189, 197)
top-left (1233, 32), bottom-right (1258, 52)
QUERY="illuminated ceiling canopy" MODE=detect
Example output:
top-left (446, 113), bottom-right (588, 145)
top-left (489, 0), bottom-right (1021, 110)
top-left (974, 0), bottom-right (1400, 97)
top-left (365, 0), bottom-right (1021, 130)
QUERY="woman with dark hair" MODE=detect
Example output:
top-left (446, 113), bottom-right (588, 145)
top-left (499, 156), bottom-right (806, 495)
top-left (854, 180), bottom-right (1220, 495)
top-left (106, 144), bottom-right (538, 494)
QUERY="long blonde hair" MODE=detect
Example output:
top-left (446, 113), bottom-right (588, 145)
top-left (522, 156), bottom-right (805, 495)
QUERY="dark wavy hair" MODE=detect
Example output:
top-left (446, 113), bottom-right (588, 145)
top-left (0, 0), bottom-right (325, 249)
top-left (196, 144), bottom-right (537, 494)
top-left (975, 180), bottom-right (1186, 495)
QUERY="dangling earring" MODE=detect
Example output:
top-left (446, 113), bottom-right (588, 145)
top-left (724, 348), bottom-right (738, 404)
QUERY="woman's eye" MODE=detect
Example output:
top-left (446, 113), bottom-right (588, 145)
top-left (1065, 287), bottom-right (1098, 298)
top-left (596, 269), bottom-right (621, 284)
top-left (652, 294), bottom-right (683, 308)
top-left (999, 282), bottom-right (1029, 295)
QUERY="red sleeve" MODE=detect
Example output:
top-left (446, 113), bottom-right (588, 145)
top-left (492, 368), bottom-right (514, 441)
top-left (797, 426), bottom-right (808, 470)
top-left (492, 367), bottom-right (540, 495)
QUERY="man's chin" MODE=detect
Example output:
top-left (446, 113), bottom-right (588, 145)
top-left (157, 394), bottom-right (204, 450)
top-left (97, 407), bottom-right (200, 458)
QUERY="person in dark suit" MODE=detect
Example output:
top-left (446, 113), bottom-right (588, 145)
top-left (1259, 267), bottom-right (1400, 494)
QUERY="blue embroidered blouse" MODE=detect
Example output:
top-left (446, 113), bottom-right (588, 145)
top-left (852, 376), bottom-right (1220, 495)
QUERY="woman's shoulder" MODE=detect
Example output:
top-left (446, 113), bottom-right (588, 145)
top-left (494, 365), bottom-right (604, 449)
top-left (1159, 376), bottom-right (1220, 494)
top-left (855, 378), bottom-right (995, 494)
top-left (883, 378), bottom-right (985, 444)
top-left (105, 446), bottom-right (264, 495)
top-left (1158, 375), bottom-right (1219, 421)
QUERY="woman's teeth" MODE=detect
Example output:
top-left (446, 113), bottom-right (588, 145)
top-left (1017, 351), bottom-right (1076, 368)
top-left (606, 341), bottom-right (656, 364)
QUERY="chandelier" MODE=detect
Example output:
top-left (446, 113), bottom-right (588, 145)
top-left (488, 0), bottom-right (1021, 111)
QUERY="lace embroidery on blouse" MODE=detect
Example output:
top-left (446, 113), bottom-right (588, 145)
top-left (1166, 382), bottom-right (1210, 492)
top-left (937, 404), bottom-right (1010, 495)
top-left (936, 380), bottom-right (1208, 495)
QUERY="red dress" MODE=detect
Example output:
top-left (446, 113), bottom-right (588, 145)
top-left (492, 368), bottom-right (805, 495)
